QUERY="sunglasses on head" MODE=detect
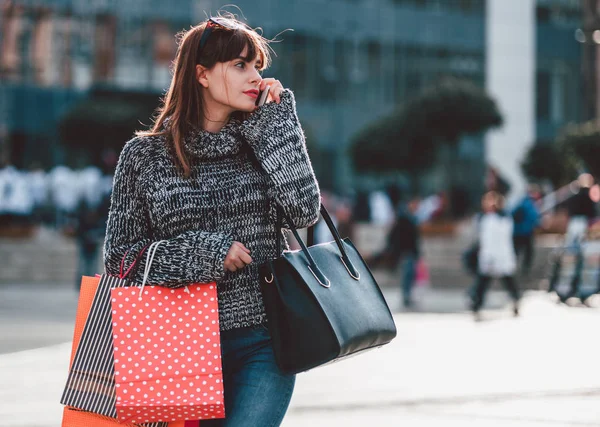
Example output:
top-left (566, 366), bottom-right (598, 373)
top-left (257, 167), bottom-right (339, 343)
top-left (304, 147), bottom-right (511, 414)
top-left (197, 17), bottom-right (240, 59)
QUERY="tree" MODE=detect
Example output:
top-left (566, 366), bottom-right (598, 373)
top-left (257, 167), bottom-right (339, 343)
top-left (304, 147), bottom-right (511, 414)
top-left (557, 120), bottom-right (600, 179)
top-left (521, 140), bottom-right (577, 188)
top-left (402, 77), bottom-right (503, 146)
top-left (349, 77), bottom-right (503, 186)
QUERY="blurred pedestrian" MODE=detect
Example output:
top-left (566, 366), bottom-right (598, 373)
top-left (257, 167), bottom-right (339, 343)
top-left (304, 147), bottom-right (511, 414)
top-left (565, 174), bottom-right (596, 246)
top-left (470, 191), bottom-right (520, 320)
top-left (369, 188), bottom-right (395, 225)
top-left (48, 165), bottom-right (79, 229)
top-left (554, 174), bottom-right (597, 299)
top-left (0, 164), bottom-right (34, 227)
top-left (102, 15), bottom-right (320, 426)
top-left (26, 162), bottom-right (50, 225)
top-left (485, 166), bottom-right (511, 195)
top-left (74, 192), bottom-right (110, 288)
top-left (415, 192), bottom-right (443, 224)
top-left (511, 184), bottom-right (541, 276)
top-left (368, 187), bottom-right (421, 308)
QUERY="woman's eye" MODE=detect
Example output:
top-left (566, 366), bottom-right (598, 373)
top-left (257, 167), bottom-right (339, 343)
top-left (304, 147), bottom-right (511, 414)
top-left (235, 62), bottom-right (245, 69)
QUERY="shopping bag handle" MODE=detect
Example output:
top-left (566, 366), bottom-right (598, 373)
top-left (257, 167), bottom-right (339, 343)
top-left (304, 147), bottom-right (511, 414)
top-left (136, 240), bottom-right (190, 299)
top-left (119, 243), bottom-right (150, 279)
top-left (139, 240), bottom-right (166, 298)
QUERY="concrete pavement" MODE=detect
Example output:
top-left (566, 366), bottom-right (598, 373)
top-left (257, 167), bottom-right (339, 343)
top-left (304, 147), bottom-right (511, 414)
top-left (1, 286), bottom-right (599, 426)
top-left (284, 295), bottom-right (600, 426)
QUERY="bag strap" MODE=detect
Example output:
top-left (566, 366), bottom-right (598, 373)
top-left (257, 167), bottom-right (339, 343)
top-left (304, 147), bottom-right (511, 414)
top-left (307, 222), bottom-right (315, 247)
top-left (275, 204), bottom-right (360, 286)
top-left (240, 136), bottom-right (356, 281)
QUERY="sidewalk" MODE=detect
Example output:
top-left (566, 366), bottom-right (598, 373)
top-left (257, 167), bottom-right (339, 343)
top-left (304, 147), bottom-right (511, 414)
top-left (0, 289), bottom-right (599, 426)
top-left (284, 293), bottom-right (600, 425)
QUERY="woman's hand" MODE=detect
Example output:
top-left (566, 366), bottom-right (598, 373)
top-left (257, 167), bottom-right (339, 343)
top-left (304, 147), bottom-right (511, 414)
top-left (259, 78), bottom-right (284, 104)
top-left (224, 241), bottom-right (253, 272)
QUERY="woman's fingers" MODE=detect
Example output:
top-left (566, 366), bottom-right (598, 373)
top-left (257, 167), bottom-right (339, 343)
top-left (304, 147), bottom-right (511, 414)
top-left (224, 241), bottom-right (253, 272)
top-left (239, 251), bottom-right (253, 265)
top-left (260, 78), bottom-right (283, 103)
top-left (234, 241), bottom-right (251, 254)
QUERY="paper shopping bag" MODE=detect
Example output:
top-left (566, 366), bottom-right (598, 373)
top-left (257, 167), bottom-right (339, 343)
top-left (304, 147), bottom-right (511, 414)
top-left (67, 276), bottom-right (100, 365)
top-left (63, 407), bottom-right (186, 427)
top-left (110, 283), bottom-right (225, 424)
top-left (415, 259), bottom-right (430, 287)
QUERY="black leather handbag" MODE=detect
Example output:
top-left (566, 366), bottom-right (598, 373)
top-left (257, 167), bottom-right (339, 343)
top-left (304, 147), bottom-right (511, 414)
top-left (259, 204), bottom-right (397, 374)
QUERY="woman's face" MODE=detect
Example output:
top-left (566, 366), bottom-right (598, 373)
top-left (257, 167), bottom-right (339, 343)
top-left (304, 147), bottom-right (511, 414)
top-left (200, 46), bottom-right (263, 114)
top-left (482, 194), bottom-right (496, 213)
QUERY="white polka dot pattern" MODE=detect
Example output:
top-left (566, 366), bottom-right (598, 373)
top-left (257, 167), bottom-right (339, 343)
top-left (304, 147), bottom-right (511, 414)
top-left (110, 283), bottom-right (225, 424)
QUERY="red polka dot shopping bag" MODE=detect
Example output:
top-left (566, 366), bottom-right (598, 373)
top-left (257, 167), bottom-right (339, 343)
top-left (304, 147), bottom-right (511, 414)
top-left (110, 241), bottom-right (225, 424)
top-left (110, 284), bottom-right (224, 423)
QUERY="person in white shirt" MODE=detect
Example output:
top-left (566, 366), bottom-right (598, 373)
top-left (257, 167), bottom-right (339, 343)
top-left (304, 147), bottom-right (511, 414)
top-left (470, 191), bottom-right (520, 319)
top-left (369, 189), bottom-right (395, 225)
top-left (48, 165), bottom-right (80, 228)
top-left (0, 165), bottom-right (34, 225)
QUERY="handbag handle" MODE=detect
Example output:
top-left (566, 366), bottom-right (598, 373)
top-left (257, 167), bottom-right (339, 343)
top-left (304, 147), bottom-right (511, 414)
top-left (275, 204), bottom-right (360, 286)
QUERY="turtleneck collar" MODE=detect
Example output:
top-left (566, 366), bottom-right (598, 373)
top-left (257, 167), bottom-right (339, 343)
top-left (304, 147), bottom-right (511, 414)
top-left (162, 117), bottom-right (243, 161)
top-left (183, 118), bottom-right (243, 160)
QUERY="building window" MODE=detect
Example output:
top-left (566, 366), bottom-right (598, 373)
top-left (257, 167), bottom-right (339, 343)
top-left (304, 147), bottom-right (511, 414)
top-left (390, 0), bottom-right (485, 15)
top-left (365, 41), bottom-right (381, 106)
top-left (0, 4), bottom-right (24, 81)
top-left (536, 1), bottom-right (581, 27)
top-left (536, 6), bottom-right (551, 23)
top-left (151, 21), bottom-right (176, 90)
top-left (315, 37), bottom-right (337, 102)
top-left (290, 34), bottom-right (309, 96)
top-left (30, 8), bottom-right (53, 86)
top-left (551, 69), bottom-right (566, 123)
top-left (536, 70), bottom-right (551, 121)
top-left (94, 14), bottom-right (116, 83)
top-left (274, 33), bottom-right (311, 100)
top-left (71, 17), bottom-right (94, 89)
top-left (47, 12), bottom-right (74, 87)
top-left (115, 17), bottom-right (153, 89)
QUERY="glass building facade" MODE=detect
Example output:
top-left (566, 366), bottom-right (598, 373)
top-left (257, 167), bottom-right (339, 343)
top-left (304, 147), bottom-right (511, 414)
top-left (0, 0), bottom-right (583, 195)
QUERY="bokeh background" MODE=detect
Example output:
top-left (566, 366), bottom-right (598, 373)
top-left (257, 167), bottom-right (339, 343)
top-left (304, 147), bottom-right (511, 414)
top-left (2, 1), bottom-right (600, 426)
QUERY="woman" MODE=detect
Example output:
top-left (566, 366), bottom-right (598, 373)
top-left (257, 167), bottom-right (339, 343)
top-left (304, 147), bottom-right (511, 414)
top-left (470, 191), bottom-right (520, 320)
top-left (103, 15), bottom-right (320, 426)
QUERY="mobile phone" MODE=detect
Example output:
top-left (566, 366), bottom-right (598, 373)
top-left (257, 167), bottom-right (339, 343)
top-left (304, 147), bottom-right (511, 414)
top-left (256, 85), bottom-right (270, 107)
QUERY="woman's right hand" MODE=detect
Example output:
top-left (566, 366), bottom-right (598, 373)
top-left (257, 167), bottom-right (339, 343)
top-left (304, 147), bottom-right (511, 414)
top-left (224, 241), bottom-right (253, 272)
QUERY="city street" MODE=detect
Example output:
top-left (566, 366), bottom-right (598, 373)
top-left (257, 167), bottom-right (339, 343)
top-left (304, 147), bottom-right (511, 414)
top-left (2, 0), bottom-right (598, 426)
top-left (1, 283), bottom-right (599, 426)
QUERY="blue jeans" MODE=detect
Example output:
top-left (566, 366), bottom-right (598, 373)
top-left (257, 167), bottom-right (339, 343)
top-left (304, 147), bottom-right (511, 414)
top-left (200, 325), bottom-right (295, 427)
top-left (401, 255), bottom-right (417, 306)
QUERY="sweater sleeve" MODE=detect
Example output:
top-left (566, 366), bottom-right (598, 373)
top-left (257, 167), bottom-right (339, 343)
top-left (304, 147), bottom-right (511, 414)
top-left (240, 89), bottom-right (321, 229)
top-left (103, 139), bottom-right (234, 287)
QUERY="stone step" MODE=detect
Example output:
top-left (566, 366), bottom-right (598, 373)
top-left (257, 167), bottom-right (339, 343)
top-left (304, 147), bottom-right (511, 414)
top-left (0, 226), bottom-right (592, 290)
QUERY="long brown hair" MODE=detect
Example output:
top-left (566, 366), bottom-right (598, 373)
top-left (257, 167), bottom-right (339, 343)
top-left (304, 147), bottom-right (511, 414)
top-left (137, 14), bottom-right (271, 177)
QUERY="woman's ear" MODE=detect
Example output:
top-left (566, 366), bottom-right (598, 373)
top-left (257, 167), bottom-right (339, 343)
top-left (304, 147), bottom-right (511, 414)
top-left (196, 64), bottom-right (209, 88)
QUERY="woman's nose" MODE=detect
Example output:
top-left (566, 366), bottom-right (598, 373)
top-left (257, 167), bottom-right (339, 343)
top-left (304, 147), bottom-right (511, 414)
top-left (250, 69), bottom-right (261, 83)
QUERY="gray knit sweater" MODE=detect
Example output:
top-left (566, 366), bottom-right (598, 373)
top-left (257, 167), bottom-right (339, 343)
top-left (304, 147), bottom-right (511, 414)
top-left (103, 90), bottom-right (321, 331)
